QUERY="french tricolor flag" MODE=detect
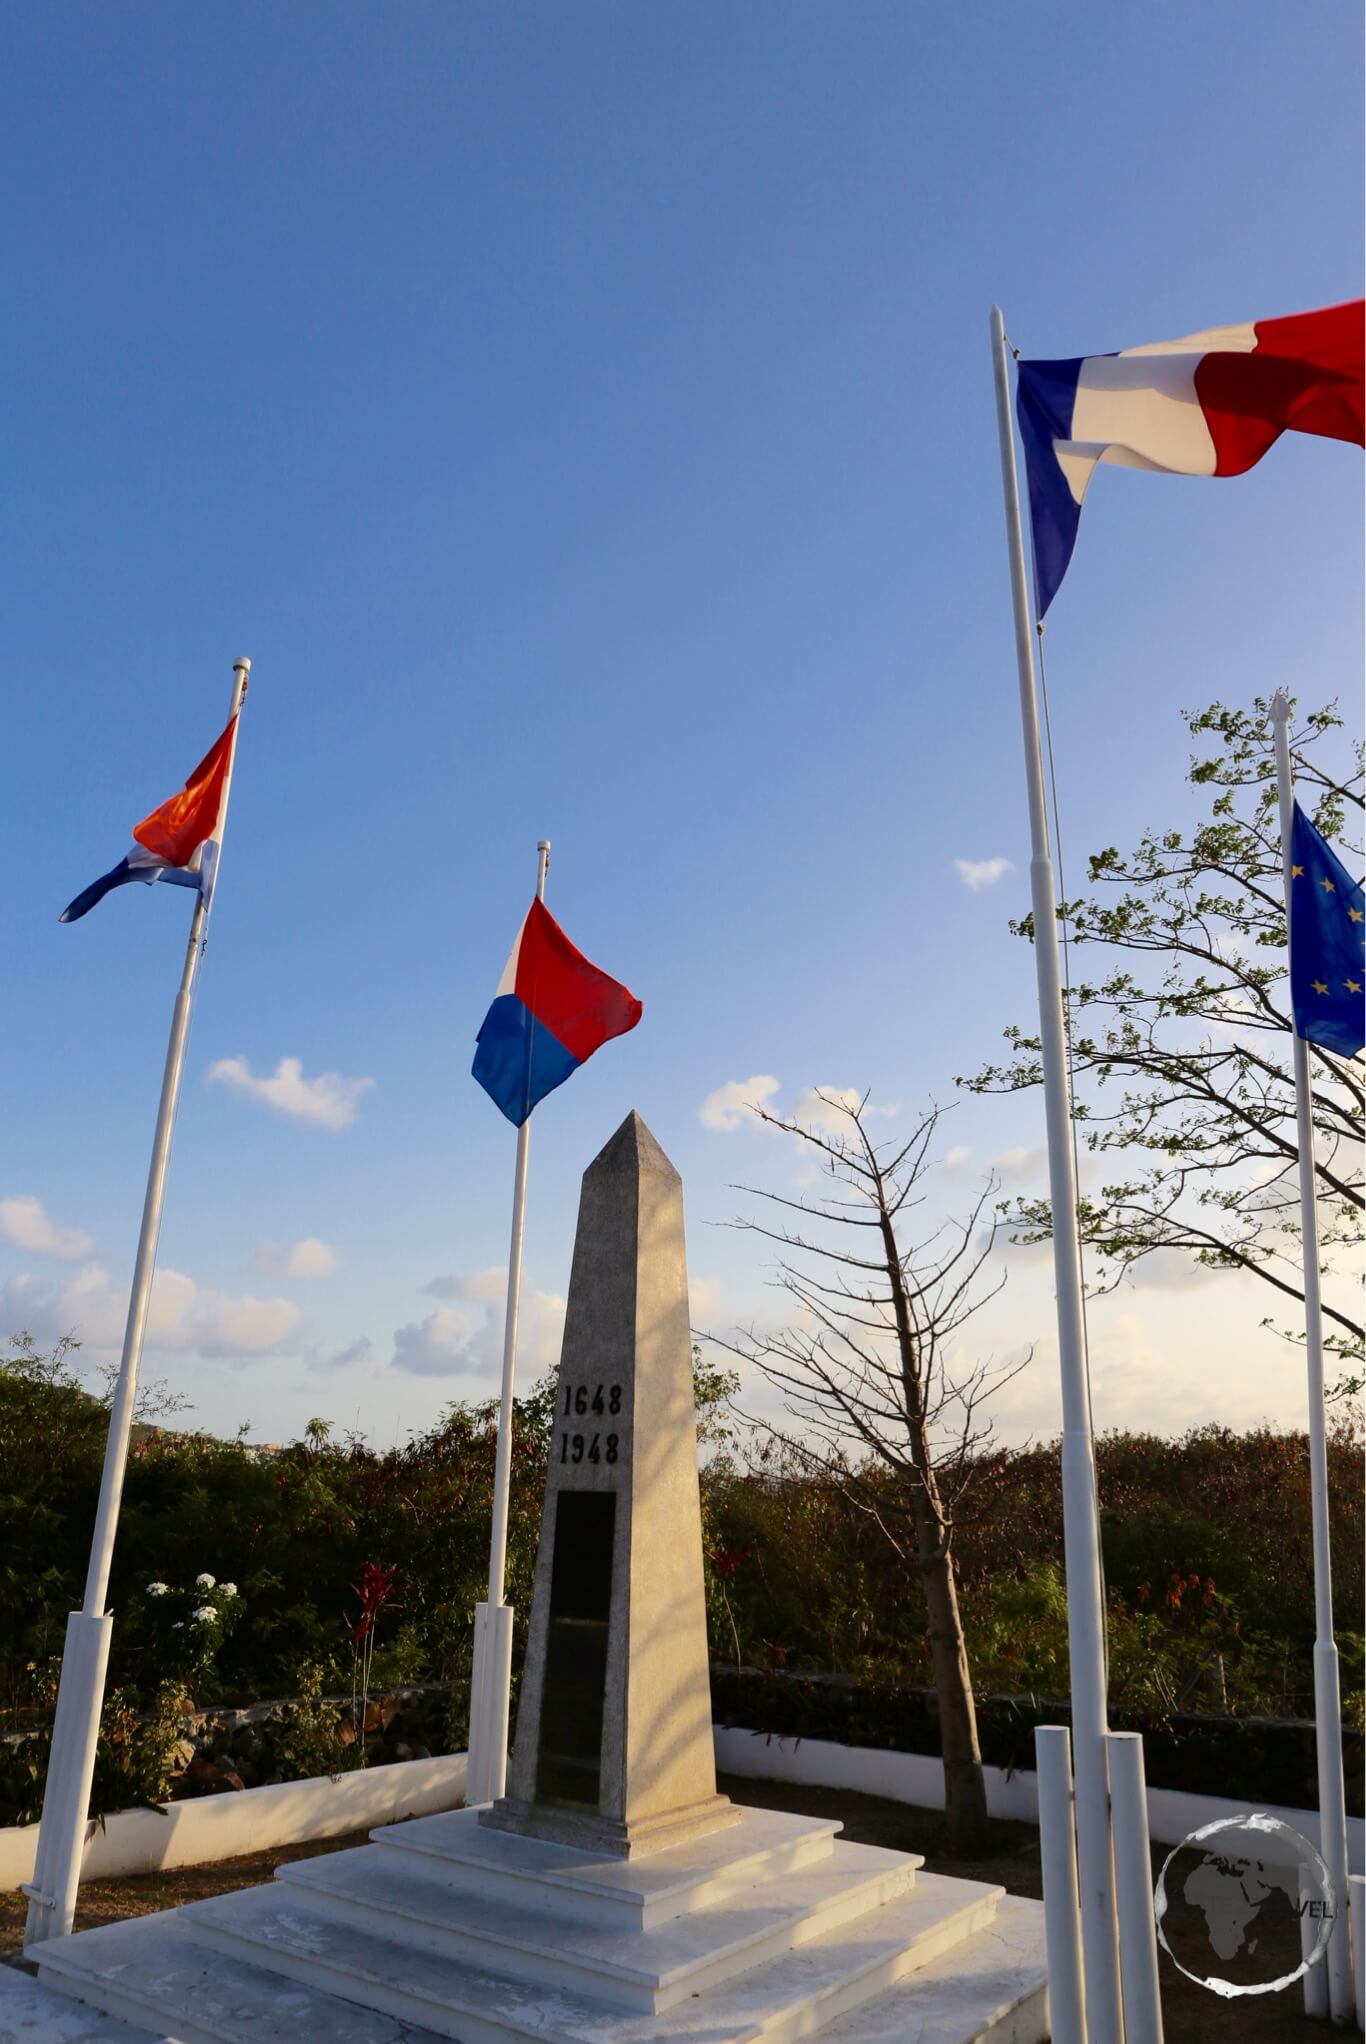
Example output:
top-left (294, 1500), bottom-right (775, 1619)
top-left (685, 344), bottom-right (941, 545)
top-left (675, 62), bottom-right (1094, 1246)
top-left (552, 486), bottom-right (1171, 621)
top-left (1017, 298), bottom-right (1364, 616)
top-left (472, 898), bottom-right (643, 1126)
top-left (60, 714), bottom-right (239, 924)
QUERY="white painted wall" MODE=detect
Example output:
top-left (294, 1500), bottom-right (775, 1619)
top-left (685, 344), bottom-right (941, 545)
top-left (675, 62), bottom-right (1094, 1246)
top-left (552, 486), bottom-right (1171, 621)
top-left (5, 1726), bottom-right (1357, 1895)
top-left (1, 1752), bottom-right (467, 1892)
top-left (713, 1726), bottom-right (1366, 1872)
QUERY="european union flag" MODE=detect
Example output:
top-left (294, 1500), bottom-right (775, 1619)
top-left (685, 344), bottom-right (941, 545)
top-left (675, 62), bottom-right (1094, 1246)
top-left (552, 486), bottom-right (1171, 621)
top-left (1290, 803), bottom-right (1365, 1058)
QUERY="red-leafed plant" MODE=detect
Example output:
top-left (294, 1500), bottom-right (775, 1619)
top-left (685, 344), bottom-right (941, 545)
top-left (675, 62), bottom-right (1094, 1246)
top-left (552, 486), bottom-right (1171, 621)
top-left (345, 1560), bottom-right (400, 1764)
top-left (706, 1546), bottom-right (751, 1674)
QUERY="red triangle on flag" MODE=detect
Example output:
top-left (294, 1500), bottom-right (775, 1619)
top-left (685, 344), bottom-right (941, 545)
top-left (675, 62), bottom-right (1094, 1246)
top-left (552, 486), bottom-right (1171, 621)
top-left (131, 715), bottom-right (237, 867)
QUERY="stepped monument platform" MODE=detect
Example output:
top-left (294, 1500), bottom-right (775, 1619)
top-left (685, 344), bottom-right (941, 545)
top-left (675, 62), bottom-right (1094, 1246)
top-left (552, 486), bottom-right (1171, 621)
top-left (12, 1114), bottom-right (1047, 2044)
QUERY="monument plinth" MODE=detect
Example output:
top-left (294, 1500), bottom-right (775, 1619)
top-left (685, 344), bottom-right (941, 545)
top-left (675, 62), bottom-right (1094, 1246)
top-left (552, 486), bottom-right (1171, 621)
top-left (26, 1114), bottom-right (1047, 2043)
top-left (483, 1110), bottom-right (738, 1857)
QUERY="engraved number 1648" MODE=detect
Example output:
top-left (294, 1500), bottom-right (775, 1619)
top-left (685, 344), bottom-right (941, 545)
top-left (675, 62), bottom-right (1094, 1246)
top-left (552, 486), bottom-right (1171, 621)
top-left (562, 1382), bottom-right (623, 1417)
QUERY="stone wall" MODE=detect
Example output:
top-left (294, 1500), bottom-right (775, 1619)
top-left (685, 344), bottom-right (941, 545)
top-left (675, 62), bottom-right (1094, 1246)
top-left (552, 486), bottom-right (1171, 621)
top-left (167, 1683), bottom-right (455, 1798)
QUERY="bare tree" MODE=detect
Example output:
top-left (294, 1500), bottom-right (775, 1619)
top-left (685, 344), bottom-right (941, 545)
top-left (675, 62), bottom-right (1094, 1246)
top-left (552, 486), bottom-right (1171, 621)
top-left (706, 1092), bottom-right (1028, 1857)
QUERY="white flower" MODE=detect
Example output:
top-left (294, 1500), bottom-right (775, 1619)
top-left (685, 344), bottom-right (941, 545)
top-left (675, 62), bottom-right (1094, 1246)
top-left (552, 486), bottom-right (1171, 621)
top-left (171, 1622), bottom-right (184, 1630)
top-left (220, 1583), bottom-right (238, 1598)
top-left (191, 1606), bottom-right (218, 1624)
top-left (146, 1582), bottom-right (169, 1597)
top-left (195, 1573), bottom-right (216, 1589)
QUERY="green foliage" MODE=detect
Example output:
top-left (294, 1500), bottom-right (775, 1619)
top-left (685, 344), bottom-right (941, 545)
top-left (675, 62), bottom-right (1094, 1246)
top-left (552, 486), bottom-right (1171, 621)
top-left (0, 1335), bottom-right (746, 1731)
top-left (0, 1677), bottom-right (195, 1827)
top-left (709, 1663), bottom-right (1362, 1812)
top-left (365, 1621), bottom-right (429, 1692)
top-left (272, 1662), bottom-right (359, 1783)
top-left (691, 1347), bottom-right (741, 1451)
top-left (92, 1681), bottom-right (193, 1816)
top-left (4, 1333), bottom-right (1358, 1831)
top-left (0, 1333), bottom-right (112, 1716)
top-left (699, 1417), bottom-right (1364, 1725)
top-left (124, 1575), bottom-right (243, 1700)
top-left (0, 1337), bottom-right (558, 1718)
top-left (958, 697), bottom-right (1364, 1389)
top-left (0, 1736), bottom-right (49, 1829)
top-left (968, 1561), bottom-right (1071, 1695)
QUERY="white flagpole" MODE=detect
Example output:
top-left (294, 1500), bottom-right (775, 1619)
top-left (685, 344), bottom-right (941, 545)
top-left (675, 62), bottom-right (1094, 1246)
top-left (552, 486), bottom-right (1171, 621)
top-left (991, 309), bottom-right (1124, 2038)
top-left (1268, 691), bottom-right (1355, 2026)
top-left (467, 838), bottom-right (550, 1806)
top-left (23, 659), bottom-right (251, 1949)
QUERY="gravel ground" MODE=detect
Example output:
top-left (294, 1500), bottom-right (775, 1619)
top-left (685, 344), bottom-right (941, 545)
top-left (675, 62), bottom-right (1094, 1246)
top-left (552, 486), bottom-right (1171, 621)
top-left (0, 1829), bottom-right (371, 1956)
top-left (1, 1776), bottom-right (1333, 2042)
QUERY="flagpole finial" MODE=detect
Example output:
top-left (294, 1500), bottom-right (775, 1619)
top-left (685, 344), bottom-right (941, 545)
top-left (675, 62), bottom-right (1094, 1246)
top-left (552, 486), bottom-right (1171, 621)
top-left (233, 658), bottom-right (251, 674)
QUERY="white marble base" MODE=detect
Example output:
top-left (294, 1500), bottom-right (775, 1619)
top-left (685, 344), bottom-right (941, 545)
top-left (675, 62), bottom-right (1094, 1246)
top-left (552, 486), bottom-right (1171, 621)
top-left (372, 1804), bottom-right (844, 1930)
top-left (28, 1803), bottom-right (1048, 2044)
top-left (480, 1789), bottom-right (742, 1861)
top-left (0, 1965), bottom-right (166, 2044)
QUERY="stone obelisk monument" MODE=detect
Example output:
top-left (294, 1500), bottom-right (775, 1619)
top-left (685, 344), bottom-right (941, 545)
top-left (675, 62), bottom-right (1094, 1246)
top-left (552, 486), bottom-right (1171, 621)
top-left (26, 1107), bottom-right (1048, 2039)
top-left (483, 1110), bottom-right (738, 1858)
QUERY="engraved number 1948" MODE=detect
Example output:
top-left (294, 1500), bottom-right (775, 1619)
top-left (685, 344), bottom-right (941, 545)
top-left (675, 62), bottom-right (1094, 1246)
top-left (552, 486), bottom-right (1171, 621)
top-left (559, 1431), bottom-right (619, 1465)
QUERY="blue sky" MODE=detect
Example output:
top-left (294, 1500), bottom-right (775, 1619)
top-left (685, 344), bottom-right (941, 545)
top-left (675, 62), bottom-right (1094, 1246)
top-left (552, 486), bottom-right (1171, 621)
top-left (4, 3), bottom-right (1361, 1448)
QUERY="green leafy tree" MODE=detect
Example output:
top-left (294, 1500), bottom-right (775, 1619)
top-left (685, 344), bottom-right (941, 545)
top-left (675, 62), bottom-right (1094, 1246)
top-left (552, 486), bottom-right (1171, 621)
top-left (960, 697), bottom-right (1364, 1392)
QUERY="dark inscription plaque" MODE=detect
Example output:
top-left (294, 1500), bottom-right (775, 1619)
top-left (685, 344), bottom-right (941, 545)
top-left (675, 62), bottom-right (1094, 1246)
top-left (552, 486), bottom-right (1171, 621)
top-left (535, 1489), bottom-right (617, 1808)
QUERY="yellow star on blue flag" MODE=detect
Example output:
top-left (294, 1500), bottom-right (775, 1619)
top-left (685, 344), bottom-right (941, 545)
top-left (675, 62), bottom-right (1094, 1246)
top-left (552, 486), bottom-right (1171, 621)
top-left (1290, 803), bottom-right (1365, 1058)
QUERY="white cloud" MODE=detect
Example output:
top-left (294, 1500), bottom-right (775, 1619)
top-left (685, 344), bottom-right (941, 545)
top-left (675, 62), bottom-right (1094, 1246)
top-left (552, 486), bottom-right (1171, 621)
top-left (992, 1230), bottom-right (1054, 1270)
top-left (1082, 1311), bottom-right (1292, 1433)
top-left (0, 1195), bottom-right (95, 1262)
top-left (326, 1337), bottom-right (375, 1371)
top-left (424, 1266), bottom-right (507, 1303)
top-left (983, 1143), bottom-right (1106, 1196)
top-left (0, 1261), bottom-right (301, 1362)
top-left (390, 1306), bottom-right (483, 1379)
top-left (1, 1262), bottom-right (197, 1352)
top-left (990, 1144), bottom-right (1049, 1183)
top-left (253, 1237), bottom-right (341, 1280)
top-left (954, 857), bottom-right (1013, 892)
top-left (689, 1277), bottom-right (723, 1321)
top-left (189, 1292), bottom-right (301, 1358)
top-left (784, 1089), bottom-right (900, 1148)
top-left (941, 1144), bottom-right (974, 1172)
top-left (791, 1085), bottom-right (860, 1132)
top-left (790, 1085), bottom-right (899, 1134)
top-left (207, 1056), bottom-right (373, 1130)
top-left (1120, 1248), bottom-right (1221, 1295)
top-left (699, 1075), bottom-right (780, 1132)
top-left (392, 1278), bottom-right (566, 1380)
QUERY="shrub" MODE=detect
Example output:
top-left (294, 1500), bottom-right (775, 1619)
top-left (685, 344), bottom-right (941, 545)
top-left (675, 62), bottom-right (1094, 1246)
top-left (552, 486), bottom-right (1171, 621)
top-left (92, 1682), bottom-right (192, 1815)
top-left (271, 1663), bottom-right (360, 1783)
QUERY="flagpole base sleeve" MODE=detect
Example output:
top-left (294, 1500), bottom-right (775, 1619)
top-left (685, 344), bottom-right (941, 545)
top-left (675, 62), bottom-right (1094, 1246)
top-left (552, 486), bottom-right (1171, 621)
top-left (1302, 1866), bottom-right (1331, 2019)
top-left (467, 1603), bottom-right (492, 1806)
top-left (1058, 1431), bottom-right (1122, 2035)
top-left (1311, 1638), bottom-right (1356, 2024)
top-left (23, 1611), bottom-right (113, 1949)
top-left (1036, 1727), bottom-right (1087, 2044)
top-left (467, 1601), bottom-right (515, 1807)
top-left (1109, 1731), bottom-right (1164, 2044)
